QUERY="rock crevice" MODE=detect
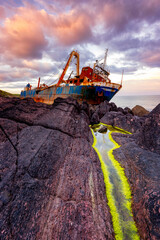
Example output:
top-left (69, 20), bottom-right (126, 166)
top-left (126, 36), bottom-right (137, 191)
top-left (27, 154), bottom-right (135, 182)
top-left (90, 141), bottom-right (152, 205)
top-left (0, 97), bottom-right (114, 240)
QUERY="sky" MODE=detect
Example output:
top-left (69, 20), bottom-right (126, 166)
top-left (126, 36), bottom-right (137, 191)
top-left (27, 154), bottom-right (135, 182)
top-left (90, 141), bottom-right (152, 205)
top-left (0, 0), bottom-right (160, 95)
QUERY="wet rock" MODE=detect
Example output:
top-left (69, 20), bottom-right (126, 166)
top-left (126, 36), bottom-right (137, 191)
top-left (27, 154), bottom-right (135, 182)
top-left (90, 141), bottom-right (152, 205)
top-left (100, 111), bottom-right (118, 126)
top-left (0, 96), bottom-right (114, 240)
top-left (90, 101), bottom-right (134, 126)
top-left (109, 102), bottom-right (118, 112)
top-left (137, 103), bottom-right (160, 154)
top-left (132, 105), bottom-right (149, 117)
top-left (96, 103), bottom-right (160, 239)
top-left (112, 132), bottom-right (160, 240)
top-left (96, 101), bottom-right (111, 118)
top-left (117, 107), bottom-right (124, 113)
top-left (149, 103), bottom-right (160, 115)
top-left (53, 96), bottom-right (80, 110)
top-left (80, 101), bottom-right (90, 117)
top-left (123, 107), bottom-right (133, 115)
top-left (98, 125), bottom-right (108, 134)
top-left (89, 101), bottom-right (118, 125)
top-left (101, 111), bottom-right (142, 133)
top-left (90, 101), bottom-right (111, 123)
top-left (90, 112), bottom-right (100, 125)
top-left (0, 96), bottom-right (52, 125)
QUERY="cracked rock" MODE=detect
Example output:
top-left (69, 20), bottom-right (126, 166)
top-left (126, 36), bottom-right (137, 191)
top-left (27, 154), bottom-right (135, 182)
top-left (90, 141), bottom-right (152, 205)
top-left (0, 96), bottom-right (114, 240)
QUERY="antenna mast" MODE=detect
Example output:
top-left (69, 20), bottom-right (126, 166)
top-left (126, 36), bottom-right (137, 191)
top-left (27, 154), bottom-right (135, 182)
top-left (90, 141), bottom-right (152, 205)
top-left (121, 69), bottom-right (124, 86)
top-left (103, 49), bottom-right (108, 69)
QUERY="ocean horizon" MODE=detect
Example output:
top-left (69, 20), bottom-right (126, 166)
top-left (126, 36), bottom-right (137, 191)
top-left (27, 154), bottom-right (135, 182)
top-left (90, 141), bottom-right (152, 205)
top-left (112, 95), bottom-right (160, 111)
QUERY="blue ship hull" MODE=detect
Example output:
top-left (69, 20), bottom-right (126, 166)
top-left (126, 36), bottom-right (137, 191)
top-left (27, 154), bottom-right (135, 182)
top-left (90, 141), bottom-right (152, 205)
top-left (21, 84), bottom-right (121, 104)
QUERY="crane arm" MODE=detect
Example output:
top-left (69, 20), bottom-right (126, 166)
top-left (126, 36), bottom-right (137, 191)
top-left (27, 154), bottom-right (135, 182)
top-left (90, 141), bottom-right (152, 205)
top-left (56, 51), bottom-right (79, 87)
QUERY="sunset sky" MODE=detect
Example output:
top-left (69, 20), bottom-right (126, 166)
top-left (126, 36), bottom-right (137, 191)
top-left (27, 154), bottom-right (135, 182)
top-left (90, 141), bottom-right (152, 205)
top-left (0, 0), bottom-right (160, 95)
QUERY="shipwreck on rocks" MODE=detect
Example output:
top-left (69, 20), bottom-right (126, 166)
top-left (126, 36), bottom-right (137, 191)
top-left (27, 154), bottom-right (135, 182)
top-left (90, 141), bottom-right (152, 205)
top-left (20, 50), bottom-right (122, 105)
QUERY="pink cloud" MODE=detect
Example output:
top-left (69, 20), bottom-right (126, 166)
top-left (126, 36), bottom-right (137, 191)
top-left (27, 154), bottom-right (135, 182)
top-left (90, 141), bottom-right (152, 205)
top-left (0, 5), bottom-right (93, 60)
top-left (141, 50), bottom-right (160, 67)
top-left (0, 6), bottom-right (5, 19)
top-left (0, 8), bottom-right (48, 59)
top-left (2, 0), bottom-right (159, 63)
top-left (95, 0), bottom-right (160, 35)
top-left (22, 60), bottom-right (54, 72)
top-left (0, 68), bottom-right (36, 83)
top-left (100, 2), bottom-right (124, 26)
top-left (52, 10), bottom-right (93, 45)
top-left (0, 0), bottom-right (160, 74)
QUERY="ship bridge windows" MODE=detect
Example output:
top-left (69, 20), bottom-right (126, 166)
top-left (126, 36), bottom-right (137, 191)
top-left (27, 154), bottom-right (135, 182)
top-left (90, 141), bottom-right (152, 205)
top-left (70, 80), bottom-right (78, 84)
top-left (83, 67), bottom-right (88, 71)
top-left (80, 79), bottom-right (84, 83)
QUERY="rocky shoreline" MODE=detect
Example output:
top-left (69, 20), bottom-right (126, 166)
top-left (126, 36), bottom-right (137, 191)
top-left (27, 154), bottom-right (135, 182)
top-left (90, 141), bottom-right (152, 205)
top-left (0, 96), bottom-right (160, 239)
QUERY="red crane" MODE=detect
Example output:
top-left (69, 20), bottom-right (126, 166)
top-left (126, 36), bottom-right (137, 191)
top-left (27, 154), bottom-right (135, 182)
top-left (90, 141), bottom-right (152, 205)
top-left (56, 51), bottom-right (79, 87)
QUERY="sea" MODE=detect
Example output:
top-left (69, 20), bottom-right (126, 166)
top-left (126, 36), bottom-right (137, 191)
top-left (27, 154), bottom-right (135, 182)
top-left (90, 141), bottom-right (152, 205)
top-left (112, 95), bottom-right (160, 112)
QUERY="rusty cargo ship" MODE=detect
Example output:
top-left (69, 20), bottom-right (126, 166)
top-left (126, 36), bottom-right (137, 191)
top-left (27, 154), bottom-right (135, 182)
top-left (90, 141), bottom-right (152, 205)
top-left (21, 50), bottom-right (122, 104)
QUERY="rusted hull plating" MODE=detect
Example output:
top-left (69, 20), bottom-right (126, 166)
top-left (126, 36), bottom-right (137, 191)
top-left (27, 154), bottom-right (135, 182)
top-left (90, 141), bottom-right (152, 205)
top-left (21, 84), bottom-right (121, 104)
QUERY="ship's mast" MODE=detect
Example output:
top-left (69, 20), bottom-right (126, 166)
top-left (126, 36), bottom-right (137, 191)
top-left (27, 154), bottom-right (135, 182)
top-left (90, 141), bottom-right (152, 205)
top-left (103, 49), bottom-right (108, 69)
top-left (121, 69), bottom-right (124, 86)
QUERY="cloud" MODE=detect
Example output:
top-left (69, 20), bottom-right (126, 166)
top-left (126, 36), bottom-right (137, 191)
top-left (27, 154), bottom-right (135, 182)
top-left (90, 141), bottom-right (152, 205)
top-left (141, 51), bottom-right (160, 67)
top-left (109, 65), bottom-right (138, 75)
top-left (0, 68), bottom-right (36, 83)
top-left (22, 59), bottom-right (58, 73)
top-left (0, 5), bottom-right (94, 61)
top-left (0, 9), bottom-right (48, 59)
top-left (94, 0), bottom-right (160, 38)
top-left (0, 0), bottom-right (160, 94)
top-left (53, 11), bottom-right (93, 45)
top-left (1, 0), bottom-right (159, 60)
top-left (120, 37), bottom-right (160, 68)
top-left (0, 6), bottom-right (5, 19)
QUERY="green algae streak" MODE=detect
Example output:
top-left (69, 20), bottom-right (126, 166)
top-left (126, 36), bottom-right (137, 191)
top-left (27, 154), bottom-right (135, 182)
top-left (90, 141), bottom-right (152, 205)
top-left (91, 123), bottom-right (139, 240)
